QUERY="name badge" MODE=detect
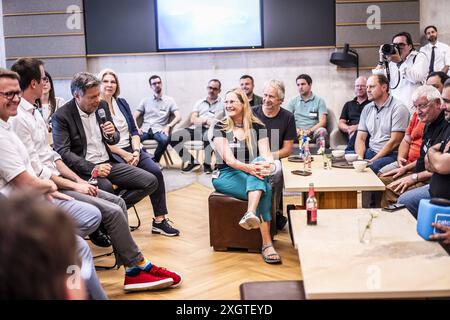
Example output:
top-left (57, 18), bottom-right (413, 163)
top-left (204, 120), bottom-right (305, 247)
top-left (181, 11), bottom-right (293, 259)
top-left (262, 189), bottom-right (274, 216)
top-left (309, 112), bottom-right (318, 118)
top-left (228, 143), bottom-right (240, 148)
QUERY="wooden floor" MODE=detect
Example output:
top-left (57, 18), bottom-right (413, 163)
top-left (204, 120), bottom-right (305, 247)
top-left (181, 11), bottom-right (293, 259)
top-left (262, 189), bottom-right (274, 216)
top-left (92, 182), bottom-right (302, 300)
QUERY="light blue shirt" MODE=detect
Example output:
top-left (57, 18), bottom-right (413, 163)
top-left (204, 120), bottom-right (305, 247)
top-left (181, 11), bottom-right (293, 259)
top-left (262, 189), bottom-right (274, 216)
top-left (285, 93), bottom-right (327, 129)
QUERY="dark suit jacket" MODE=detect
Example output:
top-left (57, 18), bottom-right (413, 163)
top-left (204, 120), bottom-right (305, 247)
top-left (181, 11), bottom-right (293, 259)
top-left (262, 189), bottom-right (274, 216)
top-left (52, 99), bottom-right (120, 177)
top-left (116, 97), bottom-right (139, 137)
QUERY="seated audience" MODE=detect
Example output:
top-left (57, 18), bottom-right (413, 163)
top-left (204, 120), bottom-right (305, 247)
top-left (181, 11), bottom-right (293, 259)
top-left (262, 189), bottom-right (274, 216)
top-left (52, 73), bottom-right (157, 223)
top-left (0, 67), bottom-right (106, 299)
top-left (398, 80), bottom-right (450, 217)
top-left (134, 74), bottom-right (181, 165)
top-left (0, 193), bottom-right (86, 300)
top-left (9, 61), bottom-right (182, 293)
top-left (380, 85), bottom-right (447, 206)
top-left (338, 76), bottom-right (370, 153)
top-left (171, 79), bottom-right (224, 173)
top-left (99, 69), bottom-right (179, 236)
top-left (39, 71), bottom-right (65, 130)
top-left (355, 74), bottom-right (410, 173)
top-left (240, 74), bottom-right (262, 107)
top-left (252, 79), bottom-right (296, 230)
top-left (285, 74), bottom-right (328, 147)
top-left (211, 88), bottom-right (281, 264)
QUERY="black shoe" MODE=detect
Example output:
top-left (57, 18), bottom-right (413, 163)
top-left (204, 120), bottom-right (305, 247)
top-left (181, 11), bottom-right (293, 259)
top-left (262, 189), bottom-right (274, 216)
top-left (203, 164), bottom-right (213, 174)
top-left (152, 218), bottom-right (180, 237)
top-left (276, 212), bottom-right (288, 231)
top-left (89, 228), bottom-right (112, 248)
top-left (182, 162), bottom-right (201, 173)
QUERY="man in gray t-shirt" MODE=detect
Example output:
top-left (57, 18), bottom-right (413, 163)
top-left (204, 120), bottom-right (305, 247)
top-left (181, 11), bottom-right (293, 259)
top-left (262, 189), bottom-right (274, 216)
top-left (356, 74), bottom-right (410, 174)
top-left (134, 75), bottom-right (181, 163)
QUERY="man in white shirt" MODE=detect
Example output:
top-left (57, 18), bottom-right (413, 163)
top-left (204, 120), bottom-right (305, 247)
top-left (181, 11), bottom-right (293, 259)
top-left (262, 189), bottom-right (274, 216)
top-left (0, 67), bottom-right (107, 299)
top-left (420, 25), bottom-right (450, 76)
top-left (374, 31), bottom-right (428, 108)
top-left (11, 57), bottom-right (164, 273)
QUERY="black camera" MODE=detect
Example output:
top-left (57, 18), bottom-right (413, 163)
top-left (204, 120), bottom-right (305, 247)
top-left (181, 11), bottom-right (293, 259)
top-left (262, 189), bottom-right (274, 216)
top-left (381, 43), bottom-right (400, 56)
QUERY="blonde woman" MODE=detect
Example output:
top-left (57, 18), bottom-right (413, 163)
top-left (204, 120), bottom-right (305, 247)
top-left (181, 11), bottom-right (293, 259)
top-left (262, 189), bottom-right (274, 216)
top-left (98, 68), bottom-right (179, 237)
top-left (211, 88), bottom-right (281, 264)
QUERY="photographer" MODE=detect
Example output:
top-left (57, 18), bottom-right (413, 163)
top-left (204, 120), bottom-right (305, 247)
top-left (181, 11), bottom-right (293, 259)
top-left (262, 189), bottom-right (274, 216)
top-left (374, 32), bottom-right (428, 108)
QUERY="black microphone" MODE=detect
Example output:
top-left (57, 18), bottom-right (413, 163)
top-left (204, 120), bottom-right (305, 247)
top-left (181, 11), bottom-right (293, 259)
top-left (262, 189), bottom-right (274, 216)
top-left (98, 108), bottom-right (107, 124)
top-left (97, 108), bottom-right (112, 139)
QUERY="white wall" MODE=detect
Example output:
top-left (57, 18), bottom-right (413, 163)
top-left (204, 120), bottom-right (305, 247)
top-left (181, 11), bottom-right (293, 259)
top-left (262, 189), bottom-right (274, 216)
top-left (87, 49), bottom-right (363, 120)
top-left (421, 0), bottom-right (450, 45)
top-left (0, 0), bottom-right (6, 68)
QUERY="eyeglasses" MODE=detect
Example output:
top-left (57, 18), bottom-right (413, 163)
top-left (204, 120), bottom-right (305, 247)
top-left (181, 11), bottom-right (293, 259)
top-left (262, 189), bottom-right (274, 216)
top-left (41, 76), bottom-right (49, 83)
top-left (412, 100), bottom-right (434, 110)
top-left (0, 90), bottom-right (22, 101)
top-left (207, 86), bottom-right (220, 91)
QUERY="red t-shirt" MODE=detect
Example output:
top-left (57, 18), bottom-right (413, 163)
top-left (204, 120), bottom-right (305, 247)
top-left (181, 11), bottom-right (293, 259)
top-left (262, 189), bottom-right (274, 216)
top-left (405, 112), bottom-right (425, 163)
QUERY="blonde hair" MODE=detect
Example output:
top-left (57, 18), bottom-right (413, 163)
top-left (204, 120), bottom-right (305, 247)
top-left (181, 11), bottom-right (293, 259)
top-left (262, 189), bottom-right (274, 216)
top-left (97, 68), bottom-right (120, 98)
top-left (221, 88), bottom-right (264, 158)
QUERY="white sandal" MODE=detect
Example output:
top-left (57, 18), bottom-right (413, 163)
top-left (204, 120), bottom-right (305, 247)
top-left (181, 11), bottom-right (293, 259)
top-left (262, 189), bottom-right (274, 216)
top-left (239, 211), bottom-right (261, 230)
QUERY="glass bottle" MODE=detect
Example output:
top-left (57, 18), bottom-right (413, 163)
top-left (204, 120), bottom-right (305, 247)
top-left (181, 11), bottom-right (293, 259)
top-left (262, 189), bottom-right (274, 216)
top-left (306, 183), bottom-right (317, 225)
top-left (88, 167), bottom-right (99, 187)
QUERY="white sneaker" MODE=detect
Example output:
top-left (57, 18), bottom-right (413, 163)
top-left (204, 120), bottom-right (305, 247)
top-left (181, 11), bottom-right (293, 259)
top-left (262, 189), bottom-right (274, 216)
top-left (239, 211), bottom-right (261, 230)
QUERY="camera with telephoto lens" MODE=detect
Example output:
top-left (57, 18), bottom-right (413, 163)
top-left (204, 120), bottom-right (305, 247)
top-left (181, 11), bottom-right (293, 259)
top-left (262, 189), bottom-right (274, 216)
top-left (381, 43), bottom-right (400, 56)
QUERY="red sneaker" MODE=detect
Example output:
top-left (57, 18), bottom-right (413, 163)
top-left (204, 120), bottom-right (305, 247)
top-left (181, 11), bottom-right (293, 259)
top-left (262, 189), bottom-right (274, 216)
top-left (146, 265), bottom-right (183, 288)
top-left (124, 269), bottom-right (173, 292)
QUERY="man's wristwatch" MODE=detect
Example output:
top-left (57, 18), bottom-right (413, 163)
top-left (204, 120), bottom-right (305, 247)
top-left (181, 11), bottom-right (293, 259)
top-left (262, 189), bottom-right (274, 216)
top-left (411, 173), bottom-right (419, 182)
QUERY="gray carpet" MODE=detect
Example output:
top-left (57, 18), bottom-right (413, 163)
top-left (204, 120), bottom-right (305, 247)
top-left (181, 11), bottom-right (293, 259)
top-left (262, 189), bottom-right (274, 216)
top-left (162, 167), bottom-right (213, 192)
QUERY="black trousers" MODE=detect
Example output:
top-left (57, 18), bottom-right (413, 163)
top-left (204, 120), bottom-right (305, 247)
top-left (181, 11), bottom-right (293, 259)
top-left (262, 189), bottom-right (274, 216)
top-left (170, 126), bottom-right (213, 165)
top-left (83, 162), bottom-right (158, 209)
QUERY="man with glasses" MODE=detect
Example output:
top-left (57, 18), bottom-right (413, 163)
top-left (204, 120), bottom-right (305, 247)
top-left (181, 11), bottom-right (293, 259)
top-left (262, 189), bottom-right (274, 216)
top-left (134, 75), bottom-right (181, 166)
top-left (171, 79), bottom-right (224, 173)
top-left (398, 80), bottom-right (450, 218)
top-left (338, 76), bottom-right (370, 153)
top-left (380, 85), bottom-right (448, 207)
top-left (374, 31), bottom-right (428, 108)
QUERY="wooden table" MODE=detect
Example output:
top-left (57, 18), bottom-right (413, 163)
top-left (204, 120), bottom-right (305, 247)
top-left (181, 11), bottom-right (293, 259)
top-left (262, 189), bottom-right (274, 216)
top-left (282, 156), bottom-right (385, 209)
top-left (290, 208), bottom-right (450, 299)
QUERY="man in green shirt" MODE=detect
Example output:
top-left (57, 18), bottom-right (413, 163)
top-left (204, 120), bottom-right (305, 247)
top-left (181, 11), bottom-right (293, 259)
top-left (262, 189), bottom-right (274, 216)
top-left (285, 74), bottom-right (328, 146)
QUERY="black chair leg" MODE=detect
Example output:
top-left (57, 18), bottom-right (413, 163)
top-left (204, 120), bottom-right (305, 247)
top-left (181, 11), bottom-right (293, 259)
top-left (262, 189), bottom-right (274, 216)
top-left (129, 205), bottom-right (141, 232)
top-left (93, 248), bottom-right (119, 270)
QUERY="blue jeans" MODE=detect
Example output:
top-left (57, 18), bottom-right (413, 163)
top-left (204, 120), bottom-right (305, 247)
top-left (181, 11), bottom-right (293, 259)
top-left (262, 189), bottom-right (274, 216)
top-left (398, 184), bottom-right (430, 219)
top-left (365, 149), bottom-right (398, 174)
top-left (212, 157), bottom-right (272, 222)
top-left (141, 130), bottom-right (170, 163)
top-left (345, 133), bottom-right (369, 154)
